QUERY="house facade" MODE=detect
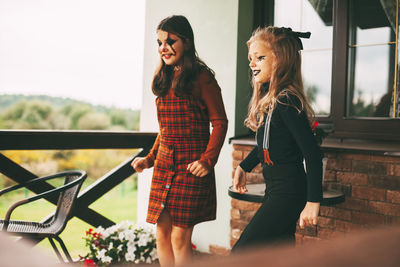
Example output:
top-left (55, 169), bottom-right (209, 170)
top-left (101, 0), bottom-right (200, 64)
top-left (138, 0), bottom-right (400, 253)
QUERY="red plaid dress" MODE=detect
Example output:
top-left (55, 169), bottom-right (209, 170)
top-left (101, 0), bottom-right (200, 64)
top-left (146, 71), bottom-right (227, 227)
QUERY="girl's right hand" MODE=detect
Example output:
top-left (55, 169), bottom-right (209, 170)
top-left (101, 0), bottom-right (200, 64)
top-left (233, 165), bottom-right (248, 194)
top-left (131, 157), bottom-right (151, 173)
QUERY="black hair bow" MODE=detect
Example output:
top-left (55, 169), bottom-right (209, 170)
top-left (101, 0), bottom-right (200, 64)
top-left (290, 29), bottom-right (311, 50)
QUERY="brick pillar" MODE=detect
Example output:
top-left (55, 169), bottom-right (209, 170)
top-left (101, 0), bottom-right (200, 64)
top-left (230, 144), bottom-right (263, 247)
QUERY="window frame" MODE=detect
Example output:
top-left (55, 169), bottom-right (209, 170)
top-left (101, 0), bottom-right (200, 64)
top-left (330, 0), bottom-right (400, 141)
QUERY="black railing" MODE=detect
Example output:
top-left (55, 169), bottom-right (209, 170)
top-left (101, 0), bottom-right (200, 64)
top-left (0, 130), bottom-right (157, 244)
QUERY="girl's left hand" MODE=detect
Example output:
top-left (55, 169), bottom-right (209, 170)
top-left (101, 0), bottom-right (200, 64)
top-left (299, 201), bottom-right (320, 229)
top-left (187, 160), bottom-right (211, 177)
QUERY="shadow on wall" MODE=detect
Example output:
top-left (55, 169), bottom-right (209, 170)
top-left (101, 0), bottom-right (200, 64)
top-left (187, 226), bottom-right (400, 267)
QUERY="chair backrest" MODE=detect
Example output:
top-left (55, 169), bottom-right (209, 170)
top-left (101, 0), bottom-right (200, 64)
top-left (49, 172), bottom-right (86, 235)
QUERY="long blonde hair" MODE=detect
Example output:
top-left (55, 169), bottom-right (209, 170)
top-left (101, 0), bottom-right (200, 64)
top-left (244, 26), bottom-right (315, 131)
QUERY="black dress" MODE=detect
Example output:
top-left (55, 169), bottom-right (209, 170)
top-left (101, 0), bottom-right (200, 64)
top-left (232, 93), bottom-right (323, 251)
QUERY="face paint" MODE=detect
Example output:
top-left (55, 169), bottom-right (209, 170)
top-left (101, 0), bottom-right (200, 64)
top-left (157, 30), bottom-right (184, 67)
top-left (166, 38), bottom-right (177, 47)
top-left (248, 40), bottom-right (276, 84)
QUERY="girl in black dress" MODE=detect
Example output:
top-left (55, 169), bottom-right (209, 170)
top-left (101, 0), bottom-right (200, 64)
top-left (232, 26), bottom-right (323, 250)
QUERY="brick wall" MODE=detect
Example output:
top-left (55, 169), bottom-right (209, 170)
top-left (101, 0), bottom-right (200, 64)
top-left (230, 144), bottom-right (400, 248)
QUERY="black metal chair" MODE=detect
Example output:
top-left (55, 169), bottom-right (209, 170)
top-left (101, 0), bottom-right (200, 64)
top-left (0, 170), bottom-right (87, 263)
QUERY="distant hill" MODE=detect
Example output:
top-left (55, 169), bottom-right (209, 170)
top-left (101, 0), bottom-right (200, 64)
top-left (0, 94), bottom-right (140, 130)
top-left (0, 94), bottom-right (136, 113)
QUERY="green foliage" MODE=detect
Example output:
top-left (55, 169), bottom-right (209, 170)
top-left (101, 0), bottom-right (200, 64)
top-left (109, 109), bottom-right (127, 126)
top-left (126, 110), bottom-right (140, 131)
top-left (48, 113), bottom-right (72, 129)
top-left (3, 100), bottom-right (55, 129)
top-left (78, 112), bottom-right (111, 130)
top-left (3, 100), bottom-right (27, 121)
top-left (68, 105), bottom-right (93, 129)
top-left (305, 84), bottom-right (318, 103)
top-left (350, 90), bottom-right (375, 117)
top-left (30, 101), bottom-right (53, 119)
top-left (0, 94), bottom-right (140, 131)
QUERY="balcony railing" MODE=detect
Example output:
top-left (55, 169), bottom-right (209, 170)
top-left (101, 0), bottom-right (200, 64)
top-left (0, 130), bottom-right (157, 245)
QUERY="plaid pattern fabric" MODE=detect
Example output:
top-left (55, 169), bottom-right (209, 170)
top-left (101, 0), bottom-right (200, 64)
top-left (146, 92), bottom-right (216, 228)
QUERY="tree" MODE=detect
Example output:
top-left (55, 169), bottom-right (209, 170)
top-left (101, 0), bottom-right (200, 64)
top-left (305, 84), bottom-right (318, 104)
top-left (109, 109), bottom-right (127, 128)
top-left (0, 95), bottom-right (140, 130)
top-left (350, 90), bottom-right (375, 117)
top-left (48, 113), bottom-right (71, 129)
top-left (77, 112), bottom-right (111, 130)
top-left (3, 100), bottom-right (54, 129)
top-left (3, 100), bottom-right (27, 121)
top-left (68, 105), bottom-right (93, 129)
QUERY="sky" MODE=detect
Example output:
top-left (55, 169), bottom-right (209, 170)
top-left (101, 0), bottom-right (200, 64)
top-left (275, 0), bottom-right (333, 113)
top-left (0, 0), bottom-right (146, 110)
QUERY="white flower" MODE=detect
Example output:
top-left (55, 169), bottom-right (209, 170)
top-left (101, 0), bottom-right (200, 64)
top-left (102, 256), bottom-right (112, 264)
top-left (96, 249), bottom-right (107, 260)
top-left (127, 245), bottom-right (137, 255)
top-left (86, 221), bottom-right (157, 265)
top-left (127, 240), bottom-right (136, 251)
top-left (125, 252), bottom-right (135, 262)
top-left (101, 228), bottom-right (112, 239)
top-left (124, 230), bottom-right (135, 241)
top-left (118, 232), bottom-right (125, 241)
top-left (137, 237), bottom-right (148, 247)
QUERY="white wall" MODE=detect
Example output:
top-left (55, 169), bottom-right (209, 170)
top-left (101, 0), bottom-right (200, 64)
top-left (138, 0), bottom-right (239, 251)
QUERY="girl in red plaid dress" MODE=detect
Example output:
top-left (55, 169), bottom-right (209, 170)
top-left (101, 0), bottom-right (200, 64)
top-left (131, 15), bottom-right (227, 267)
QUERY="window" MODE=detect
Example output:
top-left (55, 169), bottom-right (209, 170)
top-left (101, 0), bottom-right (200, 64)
top-left (274, 0), bottom-right (333, 116)
top-left (347, 0), bottom-right (399, 118)
top-left (272, 0), bottom-right (400, 140)
top-left (332, 0), bottom-right (400, 140)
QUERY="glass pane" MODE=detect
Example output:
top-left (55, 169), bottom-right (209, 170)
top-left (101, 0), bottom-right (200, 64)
top-left (347, 0), bottom-right (399, 118)
top-left (275, 0), bottom-right (333, 115)
top-left (349, 45), bottom-right (391, 117)
top-left (303, 50), bottom-right (332, 115)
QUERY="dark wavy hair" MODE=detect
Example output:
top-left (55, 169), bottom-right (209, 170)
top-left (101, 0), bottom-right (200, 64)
top-left (152, 15), bottom-right (214, 96)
